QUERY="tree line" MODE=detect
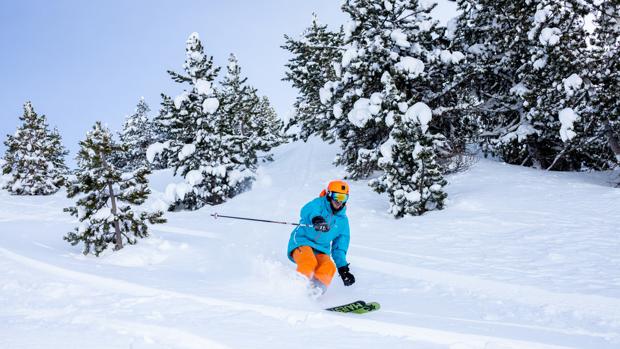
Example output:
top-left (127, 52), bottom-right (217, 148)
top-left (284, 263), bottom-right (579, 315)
top-left (281, 0), bottom-right (619, 217)
top-left (2, 32), bottom-right (284, 255)
top-left (2, 0), bottom-right (618, 254)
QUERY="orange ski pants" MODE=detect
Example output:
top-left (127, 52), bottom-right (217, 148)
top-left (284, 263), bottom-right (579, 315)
top-left (292, 246), bottom-right (337, 287)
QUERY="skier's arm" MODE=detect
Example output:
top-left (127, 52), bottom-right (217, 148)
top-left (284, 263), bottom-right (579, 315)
top-left (331, 221), bottom-right (350, 268)
top-left (300, 200), bottom-right (325, 228)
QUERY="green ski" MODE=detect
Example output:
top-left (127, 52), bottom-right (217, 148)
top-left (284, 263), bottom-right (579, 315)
top-left (325, 300), bottom-right (380, 314)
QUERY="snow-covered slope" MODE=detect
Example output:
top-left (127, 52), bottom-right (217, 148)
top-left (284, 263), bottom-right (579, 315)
top-left (1, 138), bottom-right (618, 349)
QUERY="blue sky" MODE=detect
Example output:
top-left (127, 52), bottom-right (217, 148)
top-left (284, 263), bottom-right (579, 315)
top-left (0, 0), bottom-right (457, 161)
top-left (0, 0), bottom-right (345, 158)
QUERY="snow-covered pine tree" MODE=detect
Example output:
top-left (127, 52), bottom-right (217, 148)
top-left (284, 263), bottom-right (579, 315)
top-left (48, 127), bottom-right (69, 179)
top-left (117, 98), bottom-right (155, 171)
top-left (253, 95), bottom-right (286, 163)
top-left (316, 0), bottom-right (452, 180)
top-left (149, 95), bottom-right (174, 170)
top-left (219, 53), bottom-right (260, 170)
top-left (425, 16), bottom-right (479, 173)
top-left (282, 14), bottom-right (344, 141)
top-left (451, 0), bottom-right (613, 171)
top-left (371, 101), bottom-right (448, 217)
top-left (64, 122), bottom-right (165, 256)
top-left (590, 1), bottom-right (620, 168)
top-left (152, 33), bottom-right (253, 210)
top-left (219, 54), bottom-right (285, 170)
top-left (2, 102), bottom-right (68, 195)
top-left (152, 32), bottom-right (220, 174)
top-left (520, 0), bottom-right (613, 170)
top-left (300, 0), bottom-right (449, 216)
top-left (451, 0), bottom-right (533, 164)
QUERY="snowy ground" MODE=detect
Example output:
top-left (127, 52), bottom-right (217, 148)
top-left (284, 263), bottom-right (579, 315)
top-left (1, 138), bottom-right (619, 349)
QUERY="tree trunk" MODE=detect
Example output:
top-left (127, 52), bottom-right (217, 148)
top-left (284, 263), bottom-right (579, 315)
top-left (108, 182), bottom-right (123, 251)
top-left (607, 128), bottom-right (620, 162)
top-left (101, 153), bottom-right (123, 250)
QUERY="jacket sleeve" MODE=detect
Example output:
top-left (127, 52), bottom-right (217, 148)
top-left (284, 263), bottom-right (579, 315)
top-left (300, 198), bottom-right (324, 226)
top-left (331, 219), bottom-right (350, 268)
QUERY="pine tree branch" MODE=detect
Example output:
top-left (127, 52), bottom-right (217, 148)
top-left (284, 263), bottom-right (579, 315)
top-left (424, 73), bottom-right (473, 104)
top-left (546, 145), bottom-right (571, 171)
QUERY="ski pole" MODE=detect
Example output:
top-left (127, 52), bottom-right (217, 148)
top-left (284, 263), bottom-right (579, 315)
top-left (210, 212), bottom-right (312, 227)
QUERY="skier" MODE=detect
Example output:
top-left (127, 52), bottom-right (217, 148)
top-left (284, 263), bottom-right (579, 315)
top-left (287, 180), bottom-right (356, 294)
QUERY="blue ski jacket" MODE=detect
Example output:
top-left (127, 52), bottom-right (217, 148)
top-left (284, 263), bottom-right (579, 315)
top-left (287, 196), bottom-right (350, 268)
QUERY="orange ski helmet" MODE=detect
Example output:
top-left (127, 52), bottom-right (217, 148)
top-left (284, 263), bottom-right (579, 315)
top-left (320, 180), bottom-right (350, 204)
top-left (327, 180), bottom-right (349, 194)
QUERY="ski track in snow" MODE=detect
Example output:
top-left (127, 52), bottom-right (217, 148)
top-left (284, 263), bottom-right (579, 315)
top-left (150, 224), bottom-right (221, 239)
top-left (381, 309), bottom-right (617, 341)
top-left (146, 224), bottom-right (620, 324)
top-left (0, 246), bottom-right (580, 349)
top-left (71, 316), bottom-right (233, 349)
top-left (353, 255), bottom-right (620, 322)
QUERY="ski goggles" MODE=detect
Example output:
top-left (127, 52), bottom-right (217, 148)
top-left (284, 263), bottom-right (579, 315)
top-left (329, 191), bottom-right (349, 204)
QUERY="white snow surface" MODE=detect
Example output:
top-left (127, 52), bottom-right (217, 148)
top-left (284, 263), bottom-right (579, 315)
top-left (333, 103), bottom-right (343, 119)
top-left (405, 102), bottom-right (433, 133)
top-left (146, 142), bottom-right (167, 163)
top-left (559, 108), bottom-right (579, 142)
top-left (440, 50), bottom-right (465, 64)
top-left (1, 138), bottom-right (619, 349)
top-left (184, 170), bottom-right (204, 186)
top-left (379, 136), bottom-right (397, 163)
top-left (347, 97), bottom-right (381, 128)
top-left (174, 91), bottom-right (189, 109)
top-left (395, 56), bottom-right (425, 76)
top-left (202, 97), bottom-right (219, 114)
top-left (501, 123), bottom-right (538, 143)
top-left (540, 27), bottom-right (562, 46)
top-left (510, 83), bottom-right (531, 97)
top-left (194, 79), bottom-right (213, 96)
top-left (534, 6), bottom-right (553, 24)
top-left (178, 144), bottom-right (196, 161)
top-left (341, 46), bottom-right (359, 68)
top-left (383, 0), bottom-right (393, 11)
top-left (534, 56), bottom-right (548, 70)
top-left (344, 20), bottom-right (357, 41)
top-left (390, 29), bottom-right (411, 48)
top-left (319, 83), bottom-right (334, 105)
top-left (563, 74), bottom-right (583, 97)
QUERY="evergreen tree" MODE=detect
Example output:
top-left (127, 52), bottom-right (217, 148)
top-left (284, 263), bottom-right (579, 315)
top-left (590, 1), bottom-right (620, 168)
top-left (152, 32), bottom-right (253, 210)
top-left (117, 98), bottom-right (155, 171)
top-left (451, 0), bottom-right (533, 164)
top-left (370, 102), bottom-right (447, 217)
top-left (282, 14), bottom-right (345, 141)
top-left (520, 0), bottom-right (611, 170)
top-left (48, 127), bottom-right (69, 179)
top-left (219, 54), bottom-right (285, 170)
top-left (306, 0), bottom-right (450, 216)
top-left (283, 1), bottom-right (457, 216)
top-left (64, 122), bottom-right (165, 256)
top-left (315, 0), bottom-right (453, 180)
top-left (2, 102), bottom-right (68, 195)
top-left (219, 53), bottom-right (260, 169)
top-left (149, 95), bottom-right (174, 170)
top-left (451, 0), bottom-right (615, 170)
top-left (254, 95), bottom-right (287, 162)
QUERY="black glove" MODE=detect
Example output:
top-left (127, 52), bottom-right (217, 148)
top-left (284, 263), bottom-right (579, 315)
top-left (311, 216), bottom-right (330, 232)
top-left (338, 264), bottom-right (355, 286)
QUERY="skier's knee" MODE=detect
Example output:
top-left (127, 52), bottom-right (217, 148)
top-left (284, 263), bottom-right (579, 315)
top-left (293, 246), bottom-right (318, 275)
